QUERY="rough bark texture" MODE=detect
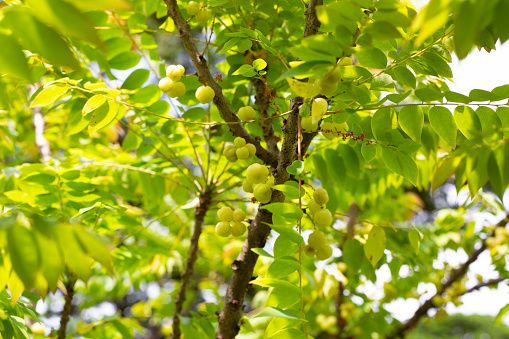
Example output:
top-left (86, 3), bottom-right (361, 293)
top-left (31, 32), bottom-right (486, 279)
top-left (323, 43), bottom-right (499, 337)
top-left (164, 0), bottom-right (278, 168)
top-left (251, 77), bottom-right (279, 154)
top-left (57, 282), bottom-right (75, 339)
top-left (386, 213), bottom-right (509, 339)
top-left (171, 190), bottom-right (213, 339)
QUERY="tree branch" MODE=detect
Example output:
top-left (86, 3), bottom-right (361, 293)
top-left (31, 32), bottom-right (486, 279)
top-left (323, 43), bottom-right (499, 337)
top-left (171, 189), bottom-right (213, 339)
top-left (57, 280), bottom-right (75, 339)
top-left (251, 77), bottom-right (279, 154)
top-left (386, 213), bottom-right (509, 339)
top-left (462, 277), bottom-right (508, 295)
top-left (216, 1), bottom-right (323, 338)
top-left (164, 0), bottom-right (278, 168)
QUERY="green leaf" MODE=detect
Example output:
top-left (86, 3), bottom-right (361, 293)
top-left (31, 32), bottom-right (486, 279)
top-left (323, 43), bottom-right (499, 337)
top-left (361, 144), bottom-right (376, 162)
top-left (488, 151), bottom-right (505, 200)
top-left (250, 278), bottom-right (302, 296)
top-left (130, 84), bottom-right (162, 107)
top-left (453, 106), bottom-right (481, 140)
top-left (429, 106), bottom-right (456, 148)
top-left (3, 7), bottom-right (80, 69)
top-left (364, 226), bottom-right (386, 267)
top-left (254, 307), bottom-right (302, 321)
top-left (371, 107), bottom-right (396, 142)
top-left (370, 74), bottom-right (395, 92)
top-left (353, 46), bottom-right (387, 69)
top-left (122, 132), bottom-right (142, 152)
top-left (398, 105), bottom-right (423, 142)
top-left (432, 157), bottom-right (462, 193)
top-left (276, 61), bottom-right (331, 83)
top-left (82, 95), bottom-right (107, 116)
top-left (469, 89), bottom-right (500, 102)
top-left (422, 52), bottom-right (452, 78)
top-left (0, 34), bottom-right (31, 81)
top-left (382, 148), bottom-right (418, 185)
top-left (55, 225), bottom-right (91, 281)
top-left (272, 184), bottom-right (300, 200)
top-left (31, 83), bottom-right (69, 108)
top-left (476, 106), bottom-right (502, 142)
top-left (270, 225), bottom-right (304, 244)
top-left (8, 225), bottom-right (40, 288)
top-left (492, 84), bottom-right (509, 99)
top-left (253, 58), bottom-right (267, 71)
top-left (415, 88), bottom-right (444, 102)
top-left (267, 257), bottom-right (300, 279)
top-left (122, 69), bottom-right (150, 90)
top-left (365, 21), bottom-right (402, 41)
top-left (444, 91), bottom-right (471, 104)
top-left (496, 107), bottom-right (509, 138)
top-left (394, 66), bottom-right (416, 89)
top-left (266, 287), bottom-right (300, 309)
top-left (270, 329), bottom-right (306, 339)
top-left (74, 227), bottom-right (113, 273)
top-left (408, 227), bottom-right (422, 255)
top-left (262, 203), bottom-right (303, 220)
top-left (495, 304), bottom-right (509, 324)
top-left (233, 64), bottom-right (256, 77)
top-left (34, 231), bottom-right (63, 292)
top-left (220, 37), bottom-right (241, 54)
top-left (286, 160), bottom-right (304, 175)
top-left (251, 248), bottom-right (273, 258)
top-left (88, 101), bottom-right (122, 135)
top-left (109, 51), bottom-right (141, 70)
top-left (27, 0), bottom-right (103, 48)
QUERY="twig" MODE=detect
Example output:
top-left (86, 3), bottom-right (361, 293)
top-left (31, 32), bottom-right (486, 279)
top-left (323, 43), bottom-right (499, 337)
top-left (57, 279), bottom-right (76, 339)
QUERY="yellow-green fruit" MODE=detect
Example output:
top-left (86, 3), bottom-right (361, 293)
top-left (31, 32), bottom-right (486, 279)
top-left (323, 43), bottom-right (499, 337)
top-left (195, 85), bottom-right (215, 104)
top-left (312, 97), bottom-right (328, 121)
top-left (238, 106), bottom-right (256, 120)
top-left (313, 188), bottom-right (329, 205)
top-left (315, 244), bottom-right (333, 260)
top-left (301, 116), bottom-right (318, 131)
top-left (321, 122), bottom-right (337, 139)
top-left (246, 163), bottom-right (269, 184)
top-left (337, 262), bottom-right (347, 273)
top-left (242, 179), bottom-right (254, 193)
top-left (304, 244), bottom-right (316, 257)
top-left (314, 209), bottom-right (332, 228)
top-left (233, 209), bottom-right (246, 222)
top-left (215, 222), bottom-right (232, 237)
top-left (236, 146), bottom-right (250, 160)
top-left (196, 9), bottom-right (211, 23)
top-left (231, 222), bottom-right (246, 236)
top-left (265, 176), bottom-right (274, 187)
top-left (158, 77), bottom-right (174, 92)
top-left (234, 137), bottom-right (246, 148)
top-left (308, 230), bottom-right (327, 249)
top-left (335, 122), bottom-right (349, 134)
top-left (253, 183), bottom-right (272, 204)
top-left (325, 66), bottom-right (341, 82)
top-left (223, 145), bottom-right (238, 162)
top-left (186, 1), bottom-right (200, 15)
top-left (166, 82), bottom-right (186, 98)
top-left (166, 64), bottom-right (185, 81)
top-left (246, 143), bottom-right (256, 158)
top-left (308, 199), bottom-right (322, 216)
top-left (338, 57), bottom-right (353, 66)
top-left (31, 323), bottom-right (45, 335)
top-left (217, 206), bottom-right (233, 222)
top-left (318, 79), bottom-right (338, 96)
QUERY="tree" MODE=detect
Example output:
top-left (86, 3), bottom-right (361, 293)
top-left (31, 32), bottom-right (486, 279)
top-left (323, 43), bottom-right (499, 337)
top-left (0, 0), bottom-right (508, 338)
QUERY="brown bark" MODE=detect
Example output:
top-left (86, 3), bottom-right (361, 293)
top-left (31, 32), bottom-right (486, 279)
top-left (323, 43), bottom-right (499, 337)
top-left (57, 280), bottom-right (75, 339)
top-left (171, 190), bottom-right (213, 339)
top-left (251, 77), bottom-right (279, 154)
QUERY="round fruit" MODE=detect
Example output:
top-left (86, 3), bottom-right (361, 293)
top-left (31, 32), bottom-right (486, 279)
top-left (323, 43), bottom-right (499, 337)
top-left (321, 122), bottom-right (337, 139)
top-left (318, 80), bottom-right (338, 96)
top-left (301, 116), bottom-right (318, 131)
top-left (312, 98), bottom-right (328, 119)
top-left (335, 122), bottom-right (349, 134)
top-left (338, 57), bottom-right (353, 66)
top-left (196, 85), bottom-right (215, 104)
top-left (215, 222), bottom-right (232, 237)
top-left (196, 9), bottom-right (211, 23)
top-left (246, 143), bottom-right (256, 158)
top-left (31, 322), bottom-right (45, 335)
top-left (314, 209), bottom-right (332, 228)
top-left (325, 66), bottom-right (341, 83)
top-left (242, 179), bottom-right (254, 193)
top-left (308, 230), bottom-right (327, 249)
top-left (307, 199), bottom-right (322, 216)
top-left (238, 106), bottom-right (256, 120)
top-left (186, 1), bottom-right (200, 15)
top-left (246, 163), bottom-right (269, 184)
top-left (337, 262), bottom-right (347, 273)
top-left (166, 82), bottom-right (186, 98)
top-left (217, 206), bottom-right (233, 222)
top-left (166, 65), bottom-right (185, 81)
top-left (253, 183), bottom-right (272, 204)
top-left (265, 176), bottom-right (274, 187)
top-left (315, 244), bottom-right (333, 260)
top-left (313, 188), bottom-right (329, 205)
top-left (234, 137), bottom-right (246, 148)
top-left (231, 222), bottom-right (246, 236)
top-left (236, 146), bottom-right (250, 160)
top-left (304, 244), bottom-right (316, 257)
top-left (223, 145), bottom-right (238, 162)
top-left (233, 209), bottom-right (246, 222)
top-left (158, 77), bottom-right (174, 92)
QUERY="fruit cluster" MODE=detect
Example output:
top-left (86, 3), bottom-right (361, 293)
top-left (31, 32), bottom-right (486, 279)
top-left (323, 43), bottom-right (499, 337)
top-left (304, 188), bottom-right (334, 260)
top-left (186, 1), bottom-right (211, 23)
top-left (223, 137), bottom-right (257, 162)
top-left (237, 106), bottom-right (256, 121)
top-left (243, 163), bottom-right (274, 204)
top-left (215, 206), bottom-right (247, 237)
top-left (159, 65), bottom-right (186, 98)
top-left (302, 97), bottom-right (328, 131)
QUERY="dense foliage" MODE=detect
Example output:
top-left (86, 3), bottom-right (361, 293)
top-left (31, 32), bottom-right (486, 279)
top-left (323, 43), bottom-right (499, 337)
top-left (0, 0), bottom-right (508, 338)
